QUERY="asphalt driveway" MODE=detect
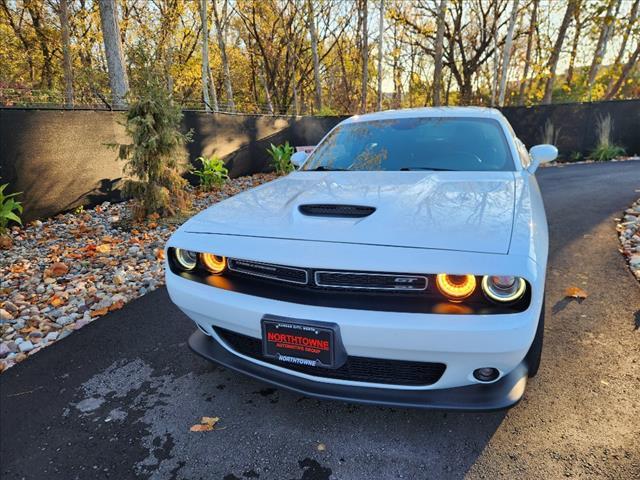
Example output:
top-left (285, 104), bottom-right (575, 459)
top-left (1, 161), bottom-right (639, 479)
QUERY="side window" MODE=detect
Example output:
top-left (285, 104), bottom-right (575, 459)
top-left (516, 139), bottom-right (531, 168)
top-left (504, 121), bottom-right (531, 169)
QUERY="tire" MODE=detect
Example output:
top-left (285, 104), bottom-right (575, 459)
top-left (525, 299), bottom-right (545, 378)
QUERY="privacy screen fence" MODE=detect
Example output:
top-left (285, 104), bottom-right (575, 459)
top-left (1, 99), bottom-right (638, 221)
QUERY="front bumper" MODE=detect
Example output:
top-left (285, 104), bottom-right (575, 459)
top-left (189, 329), bottom-right (528, 411)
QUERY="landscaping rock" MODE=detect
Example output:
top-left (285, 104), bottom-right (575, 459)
top-left (0, 173), bottom-right (278, 372)
top-left (18, 340), bottom-right (34, 353)
top-left (618, 197), bottom-right (640, 284)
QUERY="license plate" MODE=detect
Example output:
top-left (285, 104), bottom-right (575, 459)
top-left (261, 316), bottom-right (343, 369)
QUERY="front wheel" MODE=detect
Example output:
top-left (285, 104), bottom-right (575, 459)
top-left (525, 299), bottom-right (545, 377)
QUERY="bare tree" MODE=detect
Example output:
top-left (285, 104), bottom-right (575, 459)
top-left (200, 0), bottom-right (212, 112)
top-left (376, 0), bottom-right (384, 111)
top-left (565, 0), bottom-right (584, 88)
top-left (432, 0), bottom-right (446, 106)
top-left (98, 0), bottom-right (129, 108)
top-left (605, 39), bottom-right (640, 100)
top-left (607, 0), bottom-right (639, 92)
top-left (307, 0), bottom-right (322, 111)
top-left (212, 0), bottom-right (235, 112)
top-left (359, 0), bottom-right (368, 113)
top-left (58, 0), bottom-right (74, 108)
top-left (497, 0), bottom-right (519, 106)
top-left (586, 0), bottom-right (622, 93)
top-left (518, 0), bottom-right (538, 105)
top-left (542, 0), bottom-right (577, 105)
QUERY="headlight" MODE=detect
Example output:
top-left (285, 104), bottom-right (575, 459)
top-left (481, 275), bottom-right (526, 302)
top-left (174, 248), bottom-right (198, 270)
top-left (436, 274), bottom-right (476, 301)
top-left (201, 253), bottom-right (226, 274)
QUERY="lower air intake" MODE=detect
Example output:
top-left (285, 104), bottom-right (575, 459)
top-left (215, 327), bottom-right (446, 386)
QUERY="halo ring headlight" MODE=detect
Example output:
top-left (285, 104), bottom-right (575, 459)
top-left (436, 274), bottom-right (476, 301)
top-left (201, 253), bottom-right (227, 274)
top-left (174, 248), bottom-right (198, 270)
top-left (482, 275), bottom-right (526, 303)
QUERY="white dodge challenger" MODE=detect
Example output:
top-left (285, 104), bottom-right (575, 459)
top-left (165, 107), bottom-right (557, 410)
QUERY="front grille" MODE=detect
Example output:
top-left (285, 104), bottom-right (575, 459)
top-left (227, 258), bottom-right (308, 285)
top-left (299, 204), bottom-right (376, 218)
top-left (215, 327), bottom-right (446, 386)
top-left (315, 271), bottom-right (428, 291)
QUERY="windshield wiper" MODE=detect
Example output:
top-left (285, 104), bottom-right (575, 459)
top-left (399, 167), bottom-right (456, 171)
top-left (307, 166), bottom-right (350, 171)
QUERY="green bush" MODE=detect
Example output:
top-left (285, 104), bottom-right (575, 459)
top-left (113, 66), bottom-right (191, 220)
top-left (191, 155), bottom-right (229, 190)
top-left (589, 114), bottom-right (625, 161)
top-left (267, 141), bottom-right (295, 175)
top-left (589, 144), bottom-right (626, 162)
top-left (0, 183), bottom-right (23, 234)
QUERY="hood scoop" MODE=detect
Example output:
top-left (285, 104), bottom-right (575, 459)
top-left (298, 204), bottom-right (376, 218)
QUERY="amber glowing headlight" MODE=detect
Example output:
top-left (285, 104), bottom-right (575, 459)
top-left (200, 253), bottom-right (227, 274)
top-left (173, 248), bottom-right (198, 270)
top-left (436, 274), bottom-right (476, 301)
top-left (481, 275), bottom-right (526, 303)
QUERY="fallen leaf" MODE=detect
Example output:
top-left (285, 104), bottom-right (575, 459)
top-left (49, 295), bottom-right (65, 307)
top-left (90, 308), bottom-right (109, 317)
top-left (565, 286), bottom-right (588, 299)
top-left (50, 262), bottom-right (69, 277)
top-left (154, 248), bottom-right (165, 261)
top-left (0, 235), bottom-right (12, 250)
top-left (317, 443), bottom-right (326, 452)
top-left (190, 424), bottom-right (214, 432)
top-left (96, 244), bottom-right (111, 254)
top-left (201, 416), bottom-right (219, 427)
top-left (148, 213), bottom-right (160, 221)
top-left (108, 300), bottom-right (125, 311)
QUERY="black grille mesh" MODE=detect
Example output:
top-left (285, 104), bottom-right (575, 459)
top-left (299, 204), bottom-right (376, 218)
top-left (227, 259), bottom-right (307, 284)
top-left (315, 272), bottom-right (427, 290)
top-left (215, 327), bottom-right (446, 386)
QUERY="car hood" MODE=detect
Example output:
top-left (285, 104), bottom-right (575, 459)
top-left (184, 171), bottom-right (516, 254)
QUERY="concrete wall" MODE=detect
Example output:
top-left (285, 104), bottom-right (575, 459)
top-left (1, 100), bottom-right (638, 221)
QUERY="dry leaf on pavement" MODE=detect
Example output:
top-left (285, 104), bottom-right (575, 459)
top-left (565, 286), bottom-right (588, 299)
top-left (190, 416), bottom-right (220, 432)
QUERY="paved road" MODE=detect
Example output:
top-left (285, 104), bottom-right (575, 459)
top-left (1, 161), bottom-right (639, 480)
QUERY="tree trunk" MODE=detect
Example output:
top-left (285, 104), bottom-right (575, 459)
top-left (98, 0), bottom-right (129, 108)
top-left (260, 64), bottom-right (274, 114)
top-left (307, 0), bottom-right (322, 111)
top-left (605, 40), bottom-right (640, 100)
top-left (497, 0), bottom-right (519, 106)
top-left (586, 0), bottom-right (622, 93)
top-left (58, 0), bottom-right (74, 108)
top-left (542, 1), bottom-right (576, 105)
top-left (565, 2), bottom-right (583, 88)
top-left (607, 0), bottom-right (639, 92)
top-left (212, 0), bottom-right (235, 112)
top-left (208, 67), bottom-right (219, 112)
top-left (518, 0), bottom-right (538, 105)
top-left (433, 0), bottom-right (446, 106)
top-left (490, 24), bottom-right (499, 106)
top-left (376, 0), bottom-right (384, 111)
top-left (360, 0), bottom-right (368, 113)
top-left (199, 0), bottom-right (211, 112)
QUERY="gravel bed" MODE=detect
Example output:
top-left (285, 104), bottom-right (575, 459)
top-left (617, 197), bottom-right (640, 287)
top-left (0, 173), bottom-right (278, 372)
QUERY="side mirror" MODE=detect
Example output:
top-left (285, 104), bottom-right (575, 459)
top-left (528, 144), bottom-right (558, 173)
top-left (291, 151), bottom-right (308, 169)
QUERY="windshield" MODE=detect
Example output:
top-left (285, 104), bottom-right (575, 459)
top-left (301, 117), bottom-right (514, 172)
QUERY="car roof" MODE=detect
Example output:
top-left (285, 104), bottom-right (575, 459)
top-left (341, 107), bottom-right (506, 124)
